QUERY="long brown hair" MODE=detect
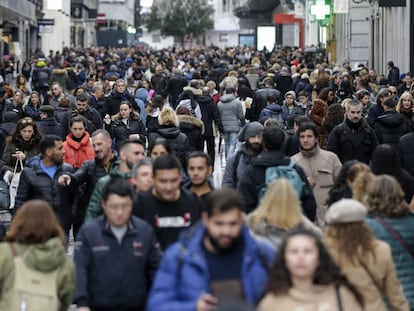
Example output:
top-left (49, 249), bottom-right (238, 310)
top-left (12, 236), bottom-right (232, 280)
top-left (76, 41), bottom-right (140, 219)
top-left (363, 174), bottom-right (410, 217)
top-left (325, 223), bottom-right (376, 266)
top-left (8, 117), bottom-right (43, 145)
top-left (6, 200), bottom-right (66, 247)
top-left (262, 228), bottom-right (363, 306)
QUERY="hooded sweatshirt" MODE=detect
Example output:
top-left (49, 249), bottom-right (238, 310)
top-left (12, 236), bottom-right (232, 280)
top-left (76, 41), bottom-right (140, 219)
top-left (0, 237), bottom-right (76, 311)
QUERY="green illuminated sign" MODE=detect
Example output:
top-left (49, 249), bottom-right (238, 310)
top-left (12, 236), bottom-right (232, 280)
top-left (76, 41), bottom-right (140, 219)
top-left (311, 0), bottom-right (330, 20)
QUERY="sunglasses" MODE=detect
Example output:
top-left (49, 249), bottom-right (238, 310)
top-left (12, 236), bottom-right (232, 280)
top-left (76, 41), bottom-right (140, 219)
top-left (20, 118), bottom-right (34, 124)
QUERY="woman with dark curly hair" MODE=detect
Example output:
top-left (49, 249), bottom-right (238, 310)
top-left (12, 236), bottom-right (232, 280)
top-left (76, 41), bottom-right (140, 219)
top-left (1, 117), bottom-right (42, 176)
top-left (310, 87), bottom-right (330, 147)
top-left (323, 103), bottom-right (345, 137)
top-left (258, 228), bottom-right (363, 311)
top-left (326, 160), bottom-right (372, 206)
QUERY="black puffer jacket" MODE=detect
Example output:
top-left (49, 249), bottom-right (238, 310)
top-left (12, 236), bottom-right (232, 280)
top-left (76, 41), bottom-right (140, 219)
top-left (374, 111), bottom-right (410, 144)
top-left (148, 126), bottom-right (190, 164)
top-left (14, 155), bottom-right (74, 233)
top-left (110, 113), bottom-right (147, 150)
top-left (198, 95), bottom-right (223, 137)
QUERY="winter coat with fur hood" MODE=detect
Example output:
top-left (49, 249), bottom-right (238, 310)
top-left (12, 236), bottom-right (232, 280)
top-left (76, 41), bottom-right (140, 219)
top-left (178, 114), bottom-right (204, 151)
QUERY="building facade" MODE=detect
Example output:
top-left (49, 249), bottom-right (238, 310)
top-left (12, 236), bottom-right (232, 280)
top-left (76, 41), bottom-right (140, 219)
top-left (0, 0), bottom-right (42, 63)
top-left (96, 0), bottom-right (135, 47)
top-left (334, 0), bottom-right (411, 74)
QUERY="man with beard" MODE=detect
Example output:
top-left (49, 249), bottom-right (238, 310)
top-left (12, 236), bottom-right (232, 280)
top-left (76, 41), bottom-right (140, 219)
top-left (222, 122), bottom-right (263, 188)
top-left (84, 139), bottom-right (145, 222)
top-left (133, 154), bottom-right (203, 250)
top-left (14, 135), bottom-right (74, 235)
top-left (327, 99), bottom-right (378, 164)
top-left (147, 188), bottom-right (274, 310)
top-left (292, 122), bottom-right (342, 226)
top-left (58, 129), bottom-right (118, 238)
top-left (185, 151), bottom-right (214, 203)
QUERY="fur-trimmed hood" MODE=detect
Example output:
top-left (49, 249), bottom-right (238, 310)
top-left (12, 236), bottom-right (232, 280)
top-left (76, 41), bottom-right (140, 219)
top-left (177, 114), bottom-right (205, 135)
top-left (112, 110), bottom-right (141, 121)
top-left (51, 69), bottom-right (67, 76)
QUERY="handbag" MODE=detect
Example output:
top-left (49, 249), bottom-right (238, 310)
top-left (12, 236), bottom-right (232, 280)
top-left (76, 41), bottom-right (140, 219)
top-left (374, 216), bottom-right (414, 260)
top-left (9, 158), bottom-right (24, 210)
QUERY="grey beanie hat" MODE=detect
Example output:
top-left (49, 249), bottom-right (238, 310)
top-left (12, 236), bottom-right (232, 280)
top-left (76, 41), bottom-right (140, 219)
top-left (238, 122), bottom-right (264, 142)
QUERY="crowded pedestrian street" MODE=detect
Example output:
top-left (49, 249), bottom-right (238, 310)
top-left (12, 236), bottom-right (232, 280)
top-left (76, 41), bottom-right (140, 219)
top-left (1, 0), bottom-right (414, 310)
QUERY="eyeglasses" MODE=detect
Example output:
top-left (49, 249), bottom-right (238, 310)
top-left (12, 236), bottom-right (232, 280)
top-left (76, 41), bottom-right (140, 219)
top-left (389, 91), bottom-right (397, 95)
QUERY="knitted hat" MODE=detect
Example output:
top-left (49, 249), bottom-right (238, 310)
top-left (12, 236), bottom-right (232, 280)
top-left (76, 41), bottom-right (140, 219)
top-left (238, 122), bottom-right (264, 142)
top-left (285, 90), bottom-right (296, 99)
top-left (325, 199), bottom-right (367, 224)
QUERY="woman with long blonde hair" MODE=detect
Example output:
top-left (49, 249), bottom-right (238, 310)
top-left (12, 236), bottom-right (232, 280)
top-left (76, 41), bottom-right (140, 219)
top-left (247, 178), bottom-right (321, 249)
top-left (396, 92), bottom-right (414, 130)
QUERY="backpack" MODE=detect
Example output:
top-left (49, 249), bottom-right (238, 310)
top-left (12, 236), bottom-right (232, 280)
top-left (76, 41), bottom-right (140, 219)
top-left (258, 159), bottom-right (303, 200)
top-left (0, 244), bottom-right (59, 311)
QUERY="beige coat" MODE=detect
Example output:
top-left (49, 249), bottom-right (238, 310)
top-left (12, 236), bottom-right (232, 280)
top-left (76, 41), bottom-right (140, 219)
top-left (292, 145), bottom-right (342, 226)
top-left (258, 284), bottom-right (363, 311)
top-left (324, 238), bottom-right (409, 311)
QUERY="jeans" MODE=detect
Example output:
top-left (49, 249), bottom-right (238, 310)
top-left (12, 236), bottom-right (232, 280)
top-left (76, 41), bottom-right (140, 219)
top-left (224, 132), bottom-right (238, 160)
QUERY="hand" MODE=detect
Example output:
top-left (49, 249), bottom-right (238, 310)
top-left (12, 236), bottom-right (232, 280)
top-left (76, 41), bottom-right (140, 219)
top-left (103, 114), bottom-right (111, 125)
top-left (307, 176), bottom-right (316, 188)
top-left (58, 174), bottom-right (71, 186)
top-left (3, 170), bottom-right (12, 185)
top-left (196, 293), bottom-right (218, 311)
top-left (76, 307), bottom-right (91, 311)
top-left (12, 151), bottom-right (26, 161)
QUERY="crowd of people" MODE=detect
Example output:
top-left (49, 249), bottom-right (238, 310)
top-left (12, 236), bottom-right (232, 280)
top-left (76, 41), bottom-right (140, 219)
top-left (0, 44), bottom-right (413, 310)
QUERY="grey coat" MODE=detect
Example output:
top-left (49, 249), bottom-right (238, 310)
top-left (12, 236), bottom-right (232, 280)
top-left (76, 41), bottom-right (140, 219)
top-left (218, 94), bottom-right (245, 133)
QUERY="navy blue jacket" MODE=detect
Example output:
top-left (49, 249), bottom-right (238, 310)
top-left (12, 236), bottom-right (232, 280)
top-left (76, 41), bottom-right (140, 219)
top-left (147, 225), bottom-right (275, 310)
top-left (74, 215), bottom-right (162, 310)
